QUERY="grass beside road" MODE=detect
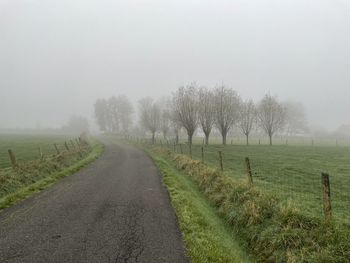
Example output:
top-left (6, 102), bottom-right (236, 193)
top-left (146, 145), bottom-right (350, 263)
top-left (147, 150), bottom-right (254, 263)
top-left (0, 137), bottom-right (104, 210)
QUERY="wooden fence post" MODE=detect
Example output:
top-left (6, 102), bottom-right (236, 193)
top-left (321, 173), bottom-right (332, 221)
top-left (65, 142), bottom-right (70, 151)
top-left (218, 151), bottom-right (223, 172)
top-left (54, 144), bottom-right (60, 155)
top-left (8, 149), bottom-right (17, 168)
top-left (38, 147), bottom-right (43, 160)
top-left (245, 157), bottom-right (253, 186)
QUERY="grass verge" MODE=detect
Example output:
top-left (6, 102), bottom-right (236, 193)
top-left (148, 150), bottom-right (254, 263)
top-left (0, 140), bottom-right (104, 210)
top-left (146, 146), bottom-right (350, 263)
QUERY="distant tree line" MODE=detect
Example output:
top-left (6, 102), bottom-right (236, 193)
top-left (94, 85), bottom-right (307, 145)
top-left (94, 95), bottom-right (134, 134)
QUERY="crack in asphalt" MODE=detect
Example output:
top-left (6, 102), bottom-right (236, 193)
top-left (0, 142), bottom-right (188, 263)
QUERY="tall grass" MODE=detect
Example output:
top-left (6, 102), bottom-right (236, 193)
top-left (149, 146), bottom-right (350, 262)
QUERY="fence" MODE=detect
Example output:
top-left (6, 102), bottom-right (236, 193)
top-left (1, 137), bottom-right (90, 170)
top-left (140, 138), bottom-right (350, 225)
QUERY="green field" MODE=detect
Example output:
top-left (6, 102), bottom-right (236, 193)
top-left (0, 134), bottom-right (78, 168)
top-left (163, 142), bottom-right (350, 224)
top-left (0, 134), bottom-right (103, 209)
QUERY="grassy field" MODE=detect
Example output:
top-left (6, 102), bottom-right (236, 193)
top-left (0, 134), bottom-right (78, 168)
top-left (0, 134), bottom-right (103, 209)
top-left (161, 142), bottom-right (350, 224)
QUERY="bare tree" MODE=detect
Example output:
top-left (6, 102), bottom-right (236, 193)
top-left (214, 86), bottom-right (240, 145)
top-left (108, 96), bottom-right (119, 133)
top-left (238, 99), bottom-right (256, 145)
top-left (94, 99), bottom-right (108, 132)
top-left (172, 85), bottom-right (198, 145)
top-left (258, 94), bottom-right (286, 145)
top-left (116, 95), bottom-right (134, 134)
top-left (160, 110), bottom-right (170, 139)
top-left (139, 97), bottom-right (161, 144)
top-left (198, 87), bottom-right (215, 145)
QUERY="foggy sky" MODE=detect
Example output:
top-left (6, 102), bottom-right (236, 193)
top-left (1, 0), bottom-right (350, 130)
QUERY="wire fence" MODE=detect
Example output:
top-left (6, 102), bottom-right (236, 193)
top-left (144, 138), bottom-right (350, 225)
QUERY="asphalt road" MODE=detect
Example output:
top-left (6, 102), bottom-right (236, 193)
top-left (0, 141), bottom-right (189, 263)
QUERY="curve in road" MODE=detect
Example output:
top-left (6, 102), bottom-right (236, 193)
top-left (0, 141), bottom-right (189, 263)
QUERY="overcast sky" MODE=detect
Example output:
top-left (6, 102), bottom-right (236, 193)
top-left (1, 0), bottom-right (350, 130)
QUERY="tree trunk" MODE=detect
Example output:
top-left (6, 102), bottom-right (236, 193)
top-left (222, 132), bottom-right (227, 145)
top-left (188, 134), bottom-right (193, 145)
top-left (204, 132), bottom-right (210, 145)
top-left (152, 132), bottom-right (155, 145)
top-left (205, 135), bottom-right (209, 145)
top-left (246, 134), bottom-right (249, 146)
top-left (269, 134), bottom-right (272, 146)
top-left (175, 133), bottom-right (179, 145)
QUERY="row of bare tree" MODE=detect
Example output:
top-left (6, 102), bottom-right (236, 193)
top-left (94, 85), bottom-right (307, 145)
top-left (138, 85), bottom-right (307, 145)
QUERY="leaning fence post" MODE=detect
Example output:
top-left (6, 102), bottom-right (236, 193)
top-left (245, 157), bottom-right (253, 186)
top-left (8, 149), bottom-right (17, 168)
top-left (218, 151), bottom-right (223, 172)
top-left (321, 173), bottom-right (332, 221)
top-left (201, 146), bottom-right (204, 162)
top-left (65, 142), bottom-right (70, 151)
top-left (54, 144), bottom-right (60, 155)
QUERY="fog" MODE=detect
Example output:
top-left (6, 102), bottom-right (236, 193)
top-left (1, 0), bottom-right (350, 131)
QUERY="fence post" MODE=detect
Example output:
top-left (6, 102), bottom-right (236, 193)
top-left (218, 151), bottom-right (223, 172)
top-left (201, 146), bottom-right (204, 162)
top-left (245, 157), bottom-right (253, 186)
top-left (65, 142), bottom-right (70, 151)
top-left (54, 144), bottom-right (60, 155)
top-left (8, 149), bottom-right (17, 168)
top-left (38, 147), bottom-right (43, 160)
top-left (321, 173), bottom-right (332, 221)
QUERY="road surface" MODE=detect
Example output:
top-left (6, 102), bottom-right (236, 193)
top-left (0, 141), bottom-right (189, 263)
